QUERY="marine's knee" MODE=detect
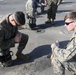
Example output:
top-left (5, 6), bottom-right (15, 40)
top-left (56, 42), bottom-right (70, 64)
top-left (21, 34), bottom-right (29, 43)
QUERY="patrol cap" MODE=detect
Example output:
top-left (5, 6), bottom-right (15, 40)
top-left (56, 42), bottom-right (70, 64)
top-left (13, 11), bottom-right (25, 25)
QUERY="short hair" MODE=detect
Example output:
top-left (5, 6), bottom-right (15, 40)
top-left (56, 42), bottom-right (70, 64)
top-left (13, 11), bottom-right (25, 25)
top-left (64, 12), bottom-right (76, 21)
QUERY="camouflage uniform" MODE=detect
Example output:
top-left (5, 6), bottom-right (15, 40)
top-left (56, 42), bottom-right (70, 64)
top-left (0, 14), bottom-right (29, 58)
top-left (25, 0), bottom-right (36, 29)
top-left (46, 0), bottom-right (62, 20)
top-left (51, 33), bottom-right (76, 75)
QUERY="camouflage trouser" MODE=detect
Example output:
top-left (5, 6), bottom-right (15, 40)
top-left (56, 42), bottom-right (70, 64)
top-left (16, 32), bottom-right (29, 53)
top-left (0, 32), bottom-right (29, 67)
top-left (28, 16), bottom-right (36, 29)
top-left (52, 58), bottom-right (76, 75)
top-left (1, 32), bottom-right (29, 53)
top-left (27, 16), bottom-right (36, 29)
top-left (29, 17), bottom-right (36, 24)
top-left (47, 4), bottom-right (58, 20)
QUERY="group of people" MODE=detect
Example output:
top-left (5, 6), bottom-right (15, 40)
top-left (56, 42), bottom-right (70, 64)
top-left (25, 0), bottom-right (62, 30)
top-left (0, 0), bottom-right (76, 75)
top-left (25, 0), bottom-right (47, 30)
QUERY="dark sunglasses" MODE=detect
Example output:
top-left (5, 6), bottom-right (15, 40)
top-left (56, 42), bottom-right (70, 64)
top-left (65, 21), bottom-right (74, 25)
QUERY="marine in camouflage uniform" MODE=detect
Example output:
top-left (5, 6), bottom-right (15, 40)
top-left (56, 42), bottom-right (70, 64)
top-left (0, 11), bottom-right (29, 67)
top-left (25, 0), bottom-right (37, 30)
top-left (45, 0), bottom-right (62, 24)
top-left (50, 12), bottom-right (76, 75)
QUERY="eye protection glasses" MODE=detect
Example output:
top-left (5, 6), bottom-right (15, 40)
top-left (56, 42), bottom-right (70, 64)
top-left (65, 21), bottom-right (74, 26)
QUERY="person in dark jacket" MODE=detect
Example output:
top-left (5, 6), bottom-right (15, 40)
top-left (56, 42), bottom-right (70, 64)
top-left (0, 11), bottom-right (29, 67)
top-left (45, 0), bottom-right (62, 25)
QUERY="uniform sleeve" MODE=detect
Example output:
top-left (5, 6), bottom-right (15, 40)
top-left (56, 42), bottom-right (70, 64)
top-left (25, 2), bottom-right (28, 13)
top-left (25, 1), bottom-right (34, 17)
top-left (53, 37), bottom-right (76, 62)
top-left (53, 47), bottom-right (76, 62)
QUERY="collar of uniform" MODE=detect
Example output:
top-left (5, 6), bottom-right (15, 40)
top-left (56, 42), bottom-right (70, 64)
top-left (6, 14), bottom-right (14, 28)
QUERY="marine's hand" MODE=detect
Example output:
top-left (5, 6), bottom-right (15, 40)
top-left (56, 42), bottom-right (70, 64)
top-left (51, 43), bottom-right (57, 49)
top-left (50, 54), bottom-right (54, 64)
top-left (56, 40), bottom-right (59, 47)
top-left (41, 3), bottom-right (46, 6)
top-left (51, 41), bottom-right (59, 49)
top-left (50, 54), bottom-right (54, 60)
top-left (57, 2), bottom-right (60, 6)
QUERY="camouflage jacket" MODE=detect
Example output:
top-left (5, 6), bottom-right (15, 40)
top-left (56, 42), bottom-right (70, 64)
top-left (25, 0), bottom-right (36, 17)
top-left (0, 15), bottom-right (18, 49)
top-left (52, 33), bottom-right (76, 62)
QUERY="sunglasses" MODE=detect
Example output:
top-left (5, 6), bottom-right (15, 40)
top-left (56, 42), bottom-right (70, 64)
top-left (65, 21), bottom-right (74, 25)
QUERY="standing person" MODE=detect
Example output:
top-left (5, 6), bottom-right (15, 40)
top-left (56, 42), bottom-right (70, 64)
top-left (50, 12), bottom-right (76, 75)
top-left (25, 0), bottom-right (37, 30)
top-left (45, 0), bottom-right (62, 24)
top-left (40, 0), bottom-right (47, 13)
top-left (0, 11), bottom-right (29, 67)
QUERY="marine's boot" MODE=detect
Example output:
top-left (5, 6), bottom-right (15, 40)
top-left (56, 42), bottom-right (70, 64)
top-left (16, 34), bottom-right (29, 61)
top-left (45, 19), bottom-right (51, 24)
top-left (51, 19), bottom-right (55, 25)
top-left (16, 52), bottom-right (29, 61)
